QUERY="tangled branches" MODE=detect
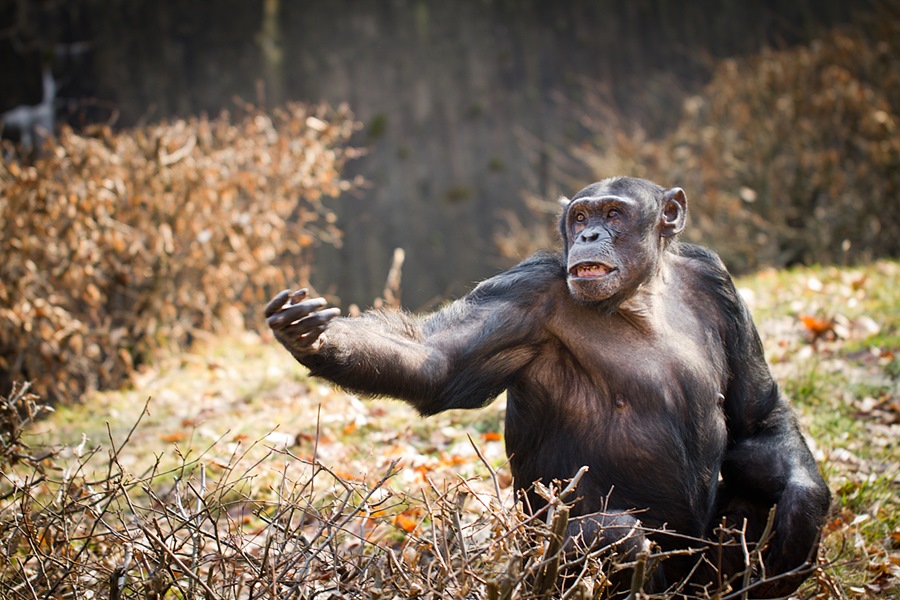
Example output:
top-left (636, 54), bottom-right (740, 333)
top-left (0, 391), bottom-right (829, 599)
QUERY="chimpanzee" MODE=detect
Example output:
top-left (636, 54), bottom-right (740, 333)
top-left (265, 177), bottom-right (830, 597)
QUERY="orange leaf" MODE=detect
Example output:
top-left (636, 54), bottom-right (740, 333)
top-left (393, 513), bottom-right (419, 533)
top-left (441, 454), bottom-right (467, 467)
top-left (482, 432), bottom-right (502, 442)
top-left (160, 431), bottom-right (187, 443)
top-left (799, 314), bottom-right (834, 336)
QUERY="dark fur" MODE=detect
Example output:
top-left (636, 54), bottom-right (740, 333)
top-left (269, 177), bottom-right (830, 597)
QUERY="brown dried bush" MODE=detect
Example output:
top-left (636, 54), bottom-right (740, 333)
top-left (0, 102), bottom-right (361, 403)
top-left (0, 407), bottom-right (805, 600)
top-left (570, 8), bottom-right (900, 273)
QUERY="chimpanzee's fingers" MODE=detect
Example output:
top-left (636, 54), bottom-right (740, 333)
top-left (267, 298), bottom-right (329, 330)
top-left (289, 288), bottom-right (309, 305)
top-left (282, 307), bottom-right (341, 334)
top-left (265, 290), bottom-right (291, 318)
top-left (295, 324), bottom-right (329, 348)
top-left (304, 306), bottom-right (341, 326)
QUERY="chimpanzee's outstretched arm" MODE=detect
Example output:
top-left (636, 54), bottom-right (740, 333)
top-left (265, 257), bottom-right (556, 415)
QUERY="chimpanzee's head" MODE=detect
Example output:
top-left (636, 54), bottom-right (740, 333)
top-left (558, 177), bottom-right (686, 305)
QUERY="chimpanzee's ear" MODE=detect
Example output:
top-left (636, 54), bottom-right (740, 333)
top-left (660, 187), bottom-right (687, 238)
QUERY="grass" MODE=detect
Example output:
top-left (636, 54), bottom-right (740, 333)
top-left (1, 261), bottom-right (898, 598)
top-left (738, 261), bottom-right (900, 597)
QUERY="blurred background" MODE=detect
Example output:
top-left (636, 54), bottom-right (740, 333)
top-left (1, 0), bottom-right (898, 401)
top-left (2, 7), bottom-right (899, 597)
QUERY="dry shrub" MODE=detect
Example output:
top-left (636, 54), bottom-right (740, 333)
top-left (0, 103), bottom-right (361, 403)
top-left (0, 403), bottom-right (817, 600)
top-left (572, 7), bottom-right (900, 273)
top-left (0, 382), bottom-right (54, 470)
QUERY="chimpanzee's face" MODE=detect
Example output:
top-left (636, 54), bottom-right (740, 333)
top-left (563, 190), bottom-right (656, 304)
top-left (560, 178), bottom-right (686, 305)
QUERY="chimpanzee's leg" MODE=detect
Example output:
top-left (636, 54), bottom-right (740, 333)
top-left (564, 511), bottom-right (665, 595)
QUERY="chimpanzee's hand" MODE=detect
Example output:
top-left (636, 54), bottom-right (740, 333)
top-left (265, 289), bottom-right (341, 355)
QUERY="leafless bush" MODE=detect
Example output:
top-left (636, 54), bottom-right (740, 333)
top-left (0, 102), bottom-right (362, 403)
top-left (0, 396), bottom-right (833, 599)
top-left (0, 382), bottom-right (55, 471)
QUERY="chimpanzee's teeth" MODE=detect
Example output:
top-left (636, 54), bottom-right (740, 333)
top-left (572, 263), bottom-right (612, 279)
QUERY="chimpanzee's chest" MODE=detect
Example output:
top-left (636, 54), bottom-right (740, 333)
top-left (546, 303), bottom-right (728, 415)
top-left (504, 305), bottom-right (729, 526)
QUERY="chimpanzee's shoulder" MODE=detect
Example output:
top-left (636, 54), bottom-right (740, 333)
top-left (468, 251), bottom-right (566, 304)
top-left (673, 242), bottom-right (726, 269)
top-left (672, 243), bottom-right (742, 304)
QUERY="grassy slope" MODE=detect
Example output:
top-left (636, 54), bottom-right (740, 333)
top-left (737, 261), bottom-right (900, 597)
top-left (17, 261), bottom-right (900, 597)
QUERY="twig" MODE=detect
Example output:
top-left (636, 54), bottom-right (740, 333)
top-left (467, 432), bottom-right (503, 502)
top-left (452, 489), bottom-right (470, 566)
top-left (107, 396), bottom-right (153, 459)
top-left (381, 248), bottom-right (405, 308)
top-left (122, 489), bottom-right (219, 599)
top-left (533, 503), bottom-right (570, 596)
top-left (625, 550), bottom-right (648, 600)
top-left (294, 459), bottom-right (401, 584)
top-left (108, 544), bottom-right (133, 600)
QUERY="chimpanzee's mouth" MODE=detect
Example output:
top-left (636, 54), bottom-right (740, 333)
top-left (569, 262), bottom-right (616, 279)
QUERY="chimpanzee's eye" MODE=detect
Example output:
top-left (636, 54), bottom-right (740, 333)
top-left (575, 213), bottom-right (586, 223)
